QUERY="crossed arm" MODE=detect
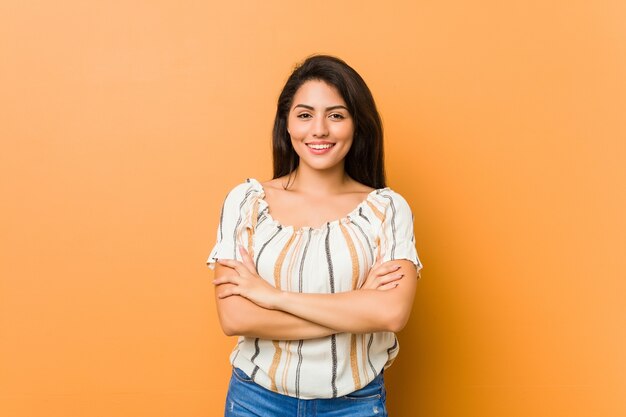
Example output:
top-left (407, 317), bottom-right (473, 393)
top-left (212, 245), bottom-right (419, 340)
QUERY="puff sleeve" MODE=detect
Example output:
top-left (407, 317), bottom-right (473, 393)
top-left (375, 190), bottom-right (424, 273)
top-left (206, 181), bottom-right (253, 270)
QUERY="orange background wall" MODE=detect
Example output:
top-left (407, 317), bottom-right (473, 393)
top-left (1, 1), bottom-right (624, 416)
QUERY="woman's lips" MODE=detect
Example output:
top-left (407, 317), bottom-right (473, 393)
top-left (306, 143), bottom-right (335, 155)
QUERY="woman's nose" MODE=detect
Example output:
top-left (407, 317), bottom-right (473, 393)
top-left (312, 116), bottom-right (329, 137)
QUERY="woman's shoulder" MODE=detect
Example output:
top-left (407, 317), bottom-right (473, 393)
top-left (361, 184), bottom-right (415, 222)
top-left (219, 178), bottom-right (263, 203)
top-left (375, 186), bottom-right (410, 202)
top-left (255, 177), bottom-right (282, 194)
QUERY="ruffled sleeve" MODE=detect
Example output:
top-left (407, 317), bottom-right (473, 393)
top-left (375, 190), bottom-right (424, 273)
top-left (206, 179), bottom-right (255, 270)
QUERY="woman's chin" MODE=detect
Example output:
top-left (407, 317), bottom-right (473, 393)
top-left (294, 149), bottom-right (349, 170)
top-left (297, 158), bottom-right (345, 172)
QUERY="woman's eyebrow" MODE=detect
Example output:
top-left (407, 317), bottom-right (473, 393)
top-left (293, 104), bottom-right (349, 111)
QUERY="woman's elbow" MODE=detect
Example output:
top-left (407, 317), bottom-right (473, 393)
top-left (217, 312), bottom-right (236, 336)
top-left (386, 316), bottom-right (409, 333)
top-left (216, 299), bottom-right (249, 337)
top-left (219, 317), bottom-right (237, 336)
top-left (384, 308), bottom-right (411, 333)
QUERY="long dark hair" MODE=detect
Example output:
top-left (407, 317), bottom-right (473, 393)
top-left (272, 54), bottom-right (386, 189)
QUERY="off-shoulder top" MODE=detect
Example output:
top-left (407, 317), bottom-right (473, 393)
top-left (206, 177), bottom-right (423, 399)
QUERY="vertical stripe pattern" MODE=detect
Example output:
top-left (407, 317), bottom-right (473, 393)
top-left (268, 231), bottom-right (297, 391)
top-left (295, 230), bottom-right (312, 397)
top-left (381, 194), bottom-right (397, 259)
top-left (339, 222), bottom-right (362, 390)
top-left (325, 222), bottom-right (338, 398)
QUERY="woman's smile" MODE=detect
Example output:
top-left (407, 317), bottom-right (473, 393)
top-left (306, 141), bottom-right (336, 154)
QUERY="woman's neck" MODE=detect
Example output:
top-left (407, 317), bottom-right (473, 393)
top-left (284, 164), bottom-right (353, 195)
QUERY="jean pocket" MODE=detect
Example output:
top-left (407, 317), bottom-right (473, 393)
top-left (231, 366), bottom-right (254, 383)
top-left (343, 378), bottom-right (384, 401)
top-left (343, 391), bottom-right (382, 401)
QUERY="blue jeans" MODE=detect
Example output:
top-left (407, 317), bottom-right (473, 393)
top-left (225, 366), bottom-right (388, 417)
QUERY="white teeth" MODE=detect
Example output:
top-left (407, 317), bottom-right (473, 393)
top-left (307, 143), bottom-right (334, 150)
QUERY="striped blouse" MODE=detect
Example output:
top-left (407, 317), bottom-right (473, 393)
top-left (206, 177), bottom-right (423, 399)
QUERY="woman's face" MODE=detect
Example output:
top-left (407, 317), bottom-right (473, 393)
top-left (287, 79), bottom-right (354, 173)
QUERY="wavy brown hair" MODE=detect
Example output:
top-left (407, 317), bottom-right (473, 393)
top-left (272, 54), bottom-right (386, 189)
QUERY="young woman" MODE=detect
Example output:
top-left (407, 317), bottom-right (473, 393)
top-left (207, 54), bottom-right (423, 416)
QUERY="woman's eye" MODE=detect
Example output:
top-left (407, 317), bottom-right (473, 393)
top-left (297, 113), bottom-right (312, 119)
top-left (329, 113), bottom-right (345, 120)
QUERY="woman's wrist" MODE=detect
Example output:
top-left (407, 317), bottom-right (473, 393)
top-left (270, 288), bottom-right (289, 310)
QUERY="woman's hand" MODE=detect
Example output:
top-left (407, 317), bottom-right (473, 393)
top-left (361, 256), bottom-right (404, 291)
top-left (212, 245), bottom-right (282, 310)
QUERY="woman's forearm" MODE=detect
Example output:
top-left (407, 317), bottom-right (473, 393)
top-left (272, 288), bottom-right (408, 334)
top-left (216, 284), bottom-right (337, 340)
top-left (271, 260), bottom-right (419, 334)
